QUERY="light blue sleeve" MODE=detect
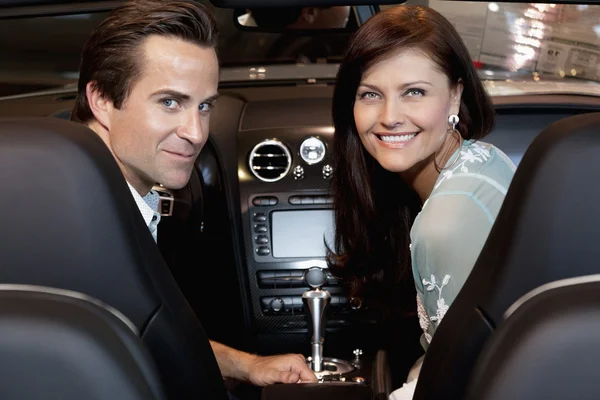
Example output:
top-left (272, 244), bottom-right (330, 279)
top-left (411, 190), bottom-right (496, 343)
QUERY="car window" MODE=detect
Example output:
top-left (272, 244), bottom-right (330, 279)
top-left (382, 0), bottom-right (600, 84)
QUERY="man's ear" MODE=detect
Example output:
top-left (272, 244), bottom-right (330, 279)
top-left (85, 81), bottom-right (113, 130)
top-left (301, 7), bottom-right (318, 24)
top-left (450, 79), bottom-right (464, 116)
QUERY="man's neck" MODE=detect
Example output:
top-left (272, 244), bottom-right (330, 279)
top-left (86, 120), bottom-right (153, 196)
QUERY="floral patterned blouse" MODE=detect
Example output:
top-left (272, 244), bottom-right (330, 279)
top-left (410, 140), bottom-right (516, 349)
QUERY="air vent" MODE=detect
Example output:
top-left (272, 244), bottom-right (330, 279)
top-left (249, 139), bottom-right (292, 182)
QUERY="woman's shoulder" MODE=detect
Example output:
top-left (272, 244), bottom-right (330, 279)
top-left (468, 140), bottom-right (516, 171)
top-left (434, 140), bottom-right (516, 192)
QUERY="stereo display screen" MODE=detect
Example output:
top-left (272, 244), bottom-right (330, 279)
top-left (271, 210), bottom-right (335, 258)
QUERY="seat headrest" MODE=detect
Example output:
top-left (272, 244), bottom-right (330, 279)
top-left (470, 111), bottom-right (600, 315)
top-left (466, 275), bottom-right (600, 400)
top-left (0, 117), bottom-right (161, 327)
top-left (0, 285), bottom-right (165, 400)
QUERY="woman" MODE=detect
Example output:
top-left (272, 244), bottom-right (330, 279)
top-left (327, 5), bottom-right (516, 398)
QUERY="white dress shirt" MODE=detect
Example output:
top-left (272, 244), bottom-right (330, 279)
top-left (127, 182), bottom-right (161, 242)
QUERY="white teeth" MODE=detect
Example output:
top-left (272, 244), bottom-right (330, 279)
top-left (380, 134), bottom-right (416, 143)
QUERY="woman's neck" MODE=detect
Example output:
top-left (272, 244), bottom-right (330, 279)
top-left (401, 135), bottom-right (462, 203)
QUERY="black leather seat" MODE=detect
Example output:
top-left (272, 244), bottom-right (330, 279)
top-left (466, 276), bottom-right (600, 400)
top-left (0, 285), bottom-right (165, 400)
top-left (0, 117), bottom-right (228, 400)
top-left (413, 112), bottom-right (600, 400)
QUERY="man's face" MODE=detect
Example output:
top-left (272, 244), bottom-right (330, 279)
top-left (102, 35), bottom-right (219, 194)
top-left (313, 6), bottom-right (350, 29)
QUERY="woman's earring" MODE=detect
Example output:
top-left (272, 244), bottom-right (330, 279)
top-left (442, 114), bottom-right (463, 170)
top-left (448, 114), bottom-right (459, 131)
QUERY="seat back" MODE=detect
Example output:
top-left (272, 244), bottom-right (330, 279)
top-left (466, 276), bottom-right (600, 400)
top-left (414, 112), bottom-right (600, 399)
top-left (0, 285), bottom-right (165, 400)
top-left (0, 117), bottom-right (227, 400)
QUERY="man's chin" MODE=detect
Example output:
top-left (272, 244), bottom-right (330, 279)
top-left (156, 174), bottom-right (193, 191)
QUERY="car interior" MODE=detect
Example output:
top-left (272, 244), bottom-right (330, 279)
top-left (1, 0), bottom-right (600, 399)
top-left (0, 285), bottom-right (166, 400)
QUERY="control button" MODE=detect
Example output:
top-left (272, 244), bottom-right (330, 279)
top-left (257, 270), bottom-right (275, 279)
top-left (257, 271), bottom-right (276, 288)
top-left (313, 196), bottom-right (327, 205)
top-left (254, 224), bottom-right (267, 233)
top-left (270, 298), bottom-right (284, 313)
top-left (289, 196), bottom-right (301, 205)
top-left (301, 196), bottom-right (314, 205)
top-left (322, 164), bottom-right (333, 179)
top-left (292, 296), bottom-right (304, 312)
top-left (293, 165), bottom-right (305, 180)
top-left (326, 271), bottom-right (339, 285)
top-left (290, 270), bottom-right (304, 278)
top-left (255, 235), bottom-right (269, 244)
top-left (281, 296), bottom-right (293, 313)
top-left (326, 197), bottom-right (334, 204)
top-left (252, 196), bottom-right (278, 206)
top-left (256, 246), bottom-right (270, 256)
top-left (275, 270), bottom-right (290, 278)
top-left (253, 213), bottom-right (267, 222)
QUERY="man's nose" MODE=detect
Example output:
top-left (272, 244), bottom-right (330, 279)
top-left (380, 99), bottom-right (404, 130)
top-left (178, 111), bottom-right (206, 145)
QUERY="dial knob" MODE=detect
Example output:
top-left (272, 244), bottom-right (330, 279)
top-left (270, 298), bottom-right (284, 313)
top-left (304, 267), bottom-right (326, 289)
top-left (322, 164), bottom-right (333, 179)
top-left (293, 165), bottom-right (304, 180)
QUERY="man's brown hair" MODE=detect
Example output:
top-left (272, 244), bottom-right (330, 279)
top-left (71, 0), bottom-right (218, 123)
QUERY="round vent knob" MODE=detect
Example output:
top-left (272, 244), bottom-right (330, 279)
top-left (249, 139), bottom-right (292, 182)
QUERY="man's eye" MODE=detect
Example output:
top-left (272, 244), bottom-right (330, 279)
top-left (162, 99), bottom-right (179, 109)
top-left (199, 102), bottom-right (213, 112)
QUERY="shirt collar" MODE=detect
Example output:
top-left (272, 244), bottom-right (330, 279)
top-left (126, 182), bottom-right (161, 228)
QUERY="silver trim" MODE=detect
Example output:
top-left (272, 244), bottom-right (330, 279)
top-left (248, 139), bottom-right (292, 182)
top-left (0, 284), bottom-right (138, 335)
top-left (299, 137), bottom-right (327, 165)
top-left (154, 186), bottom-right (174, 217)
top-left (503, 274), bottom-right (600, 320)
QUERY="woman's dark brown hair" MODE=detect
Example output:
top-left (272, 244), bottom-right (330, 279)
top-left (327, 5), bottom-right (495, 318)
top-left (71, 0), bottom-right (218, 123)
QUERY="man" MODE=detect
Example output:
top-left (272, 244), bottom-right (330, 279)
top-left (239, 6), bottom-right (351, 30)
top-left (70, 0), bottom-right (316, 388)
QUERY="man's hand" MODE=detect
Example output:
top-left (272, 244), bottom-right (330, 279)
top-left (246, 353), bottom-right (318, 386)
top-left (210, 341), bottom-right (317, 386)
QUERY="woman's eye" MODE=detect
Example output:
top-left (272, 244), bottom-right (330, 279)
top-left (162, 99), bottom-right (179, 109)
top-left (359, 92), bottom-right (380, 100)
top-left (405, 88), bottom-right (425, 97)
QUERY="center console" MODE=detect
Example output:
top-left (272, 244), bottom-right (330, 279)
top-left (237, 124), bottom-right (388, 396)
top-left (238, 125), bottom-right (374, 336)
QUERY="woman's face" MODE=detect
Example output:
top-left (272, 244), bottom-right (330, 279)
top-left (353, 48), bottom-right (463, 175)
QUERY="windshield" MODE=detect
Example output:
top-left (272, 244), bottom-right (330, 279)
top-left (0, 0), bottom-right (599, 97)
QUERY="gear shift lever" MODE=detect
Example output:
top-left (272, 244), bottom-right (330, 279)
top-left (303, 267), bottom-right (330, 373)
